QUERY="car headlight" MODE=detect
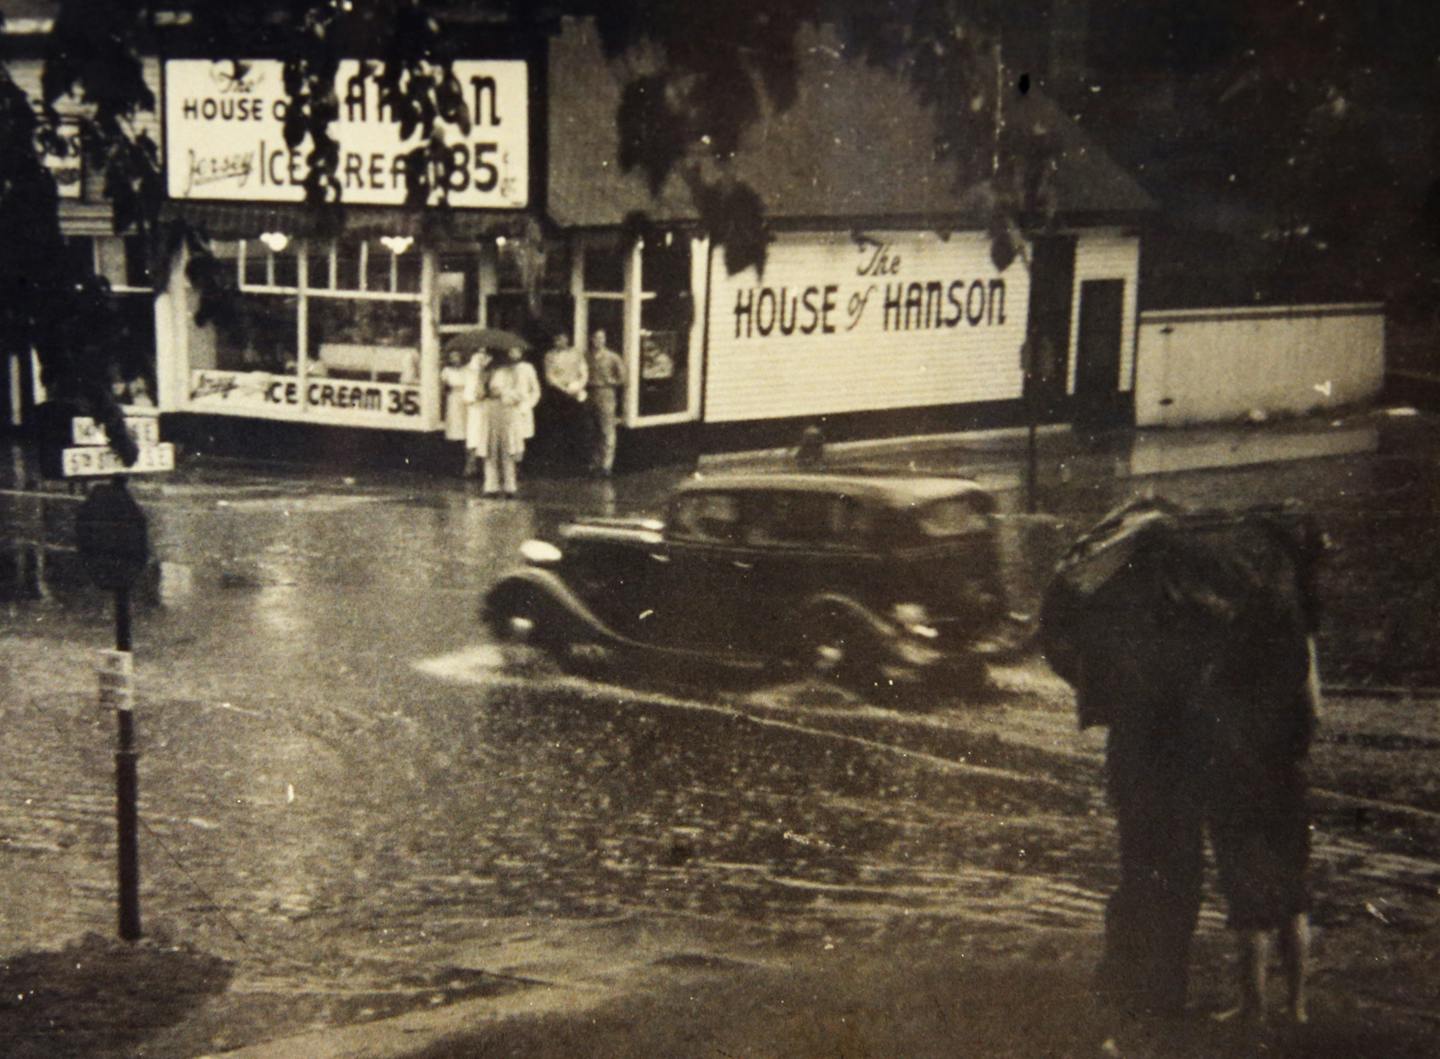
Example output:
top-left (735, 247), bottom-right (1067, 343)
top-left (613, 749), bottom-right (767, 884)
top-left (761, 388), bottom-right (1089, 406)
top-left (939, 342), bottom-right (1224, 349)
top-left (893, 602), bottom-right (939, 639)
top-left (519, 539), bottom-right (563, 565)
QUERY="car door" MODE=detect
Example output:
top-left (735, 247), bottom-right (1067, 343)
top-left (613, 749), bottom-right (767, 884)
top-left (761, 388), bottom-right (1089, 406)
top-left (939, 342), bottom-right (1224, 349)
top-left (653, 490), bottom-right (753, 651)
top-left (743, 491), bottom-right (880, 639)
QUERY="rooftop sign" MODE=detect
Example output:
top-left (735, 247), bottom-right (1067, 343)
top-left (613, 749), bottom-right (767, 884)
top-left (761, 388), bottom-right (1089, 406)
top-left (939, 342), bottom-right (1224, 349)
top-left (163, 59), bottom-right (529, 209)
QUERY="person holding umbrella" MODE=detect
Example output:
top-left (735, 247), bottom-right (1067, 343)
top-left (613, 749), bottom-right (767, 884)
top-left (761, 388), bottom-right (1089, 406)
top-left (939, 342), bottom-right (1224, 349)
top-left (448, 328), bottom-right (538, 492)
top-left (480, 344), bottom-right (542, 497)
top-left (1039, 498), bottom-right (1323, 1023)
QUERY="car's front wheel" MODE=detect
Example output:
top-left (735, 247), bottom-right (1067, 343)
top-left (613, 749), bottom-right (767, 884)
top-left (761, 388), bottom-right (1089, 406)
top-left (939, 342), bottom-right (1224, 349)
top-left (483, 581), bottom-right (577, 664)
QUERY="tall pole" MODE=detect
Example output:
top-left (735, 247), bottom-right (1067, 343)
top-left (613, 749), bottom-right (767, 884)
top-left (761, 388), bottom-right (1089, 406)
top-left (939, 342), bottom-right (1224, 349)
top-left (115, 580), bottom-right (141, 941)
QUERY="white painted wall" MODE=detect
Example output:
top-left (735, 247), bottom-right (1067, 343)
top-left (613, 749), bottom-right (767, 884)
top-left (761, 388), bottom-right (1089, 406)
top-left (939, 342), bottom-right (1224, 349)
top-left (703, 230), bottom-right (1030, 423)
top-left (1134, 303), bottom-right (1385, 427)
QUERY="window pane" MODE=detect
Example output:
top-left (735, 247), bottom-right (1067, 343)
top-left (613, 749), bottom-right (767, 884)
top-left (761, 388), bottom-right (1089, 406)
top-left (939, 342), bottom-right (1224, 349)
top-left (365, 245), bottom-right (392, 293)
top-left (495, 243), bottom-right (522, 290)
top-left (243, 239), bottom-right (269, 286)
top-left (541, 242), bottom-right (572, 291)
top-left (212, 294), bottom-right (299, 373)
top-left (438, 254), bottom-right (479, 325)
top-left (639, 300), bottom-right (687, 417)
top-left (497, 239), bottom-right (569, 292)
top-left (95, 237), bottom-right (128, 288)
top-left (583, 242), bottom-right (625, 292)
top-left (123, 236), bottom-right (152, 288)
top-left (273, 247), bottom-right (298, 288)
top-left (335, 240), bottom-right (362, 291)
top-left (916, 499), bottom-right (992, 538)
top-left (310, 299), bottom-right (421, 383)
top-left (395, 251), bottom-right (421, 293)
top-left (113, 292), bottom-right (157, 404)
top-left (671, 493), bottom-right (741, 542)
top-left (641, 234), bottom-right (689, 296)
top-left (485, 292), bottom-right (573, 340)
top-left (307, 247), bottom-right (333, 289)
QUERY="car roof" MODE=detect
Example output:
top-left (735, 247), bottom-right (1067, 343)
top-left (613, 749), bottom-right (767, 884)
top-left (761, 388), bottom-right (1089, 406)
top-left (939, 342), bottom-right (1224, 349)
top-left (674, 472), bottom-right (992, 509)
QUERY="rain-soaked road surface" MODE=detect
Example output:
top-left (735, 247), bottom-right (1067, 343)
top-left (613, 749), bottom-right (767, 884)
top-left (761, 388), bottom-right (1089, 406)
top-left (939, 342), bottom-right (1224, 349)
top-left (0, 467), bottom-right (1123, 1050)
top-left (5, 413), bottom-right (1440, 1054)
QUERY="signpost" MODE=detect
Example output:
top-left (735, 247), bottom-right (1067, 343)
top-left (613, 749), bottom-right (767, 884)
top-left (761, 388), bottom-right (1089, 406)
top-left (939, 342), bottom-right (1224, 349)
top-left (75, 452), bottom-right (159, 943)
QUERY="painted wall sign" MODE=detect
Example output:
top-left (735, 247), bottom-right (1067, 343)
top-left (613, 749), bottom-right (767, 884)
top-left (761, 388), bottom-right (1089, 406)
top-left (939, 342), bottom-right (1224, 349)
top-left (164, 59), bottom-right (529, 208)
top-left (704, 231), bottom-right (1030, 422)
top-left (188, 370), bottom-right (424, 430)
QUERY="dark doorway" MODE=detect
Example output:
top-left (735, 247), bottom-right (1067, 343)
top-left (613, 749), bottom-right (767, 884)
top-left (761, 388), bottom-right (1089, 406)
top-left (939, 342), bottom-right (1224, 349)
top-left (1073, 279), bottom-right (1127, 430)
top-left (1024, 235), bottom-right (1077, 419)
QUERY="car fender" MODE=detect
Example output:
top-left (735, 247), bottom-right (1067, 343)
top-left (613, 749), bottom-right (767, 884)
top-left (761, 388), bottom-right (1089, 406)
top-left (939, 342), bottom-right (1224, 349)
top-left (800, 592), bottom-right (898, 644)
top-left (485, 567), bottom-right (774, 668)
top-left (483, 568), bottom-right (629, 648)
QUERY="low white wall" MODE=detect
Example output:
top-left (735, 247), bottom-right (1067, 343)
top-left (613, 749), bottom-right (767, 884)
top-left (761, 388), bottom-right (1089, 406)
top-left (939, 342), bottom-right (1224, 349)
top-left (1134, 303), bottom-right (1385, 427)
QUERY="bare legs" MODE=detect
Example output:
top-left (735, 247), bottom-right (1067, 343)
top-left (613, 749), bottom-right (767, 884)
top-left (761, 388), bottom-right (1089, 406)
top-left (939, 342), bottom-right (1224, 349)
top-left (1215, 914), bottom-right (1309, 1025)
top-left (1281, 913), bottom-right (1310, 1024)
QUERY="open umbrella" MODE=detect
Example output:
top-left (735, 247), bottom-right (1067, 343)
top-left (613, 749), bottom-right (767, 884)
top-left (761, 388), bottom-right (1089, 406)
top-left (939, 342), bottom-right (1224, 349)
top-left (1039, 496), bottom-right (1324, 728)
top-left (445, 327), bottom-right (531, 355)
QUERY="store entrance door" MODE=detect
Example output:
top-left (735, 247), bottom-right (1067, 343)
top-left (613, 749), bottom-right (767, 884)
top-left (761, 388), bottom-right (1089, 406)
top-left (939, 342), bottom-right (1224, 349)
top-left (1073, 279), bottom-right (1127, 431)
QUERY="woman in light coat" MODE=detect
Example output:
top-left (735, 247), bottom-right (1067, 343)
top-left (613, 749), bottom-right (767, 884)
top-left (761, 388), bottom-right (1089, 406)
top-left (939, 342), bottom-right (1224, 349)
top-left (460, 350), bottom-right (492, 478)
top-left (480, 347), bottom-right (542, 497)
top-left (441, 348), bottom-right (471, 468)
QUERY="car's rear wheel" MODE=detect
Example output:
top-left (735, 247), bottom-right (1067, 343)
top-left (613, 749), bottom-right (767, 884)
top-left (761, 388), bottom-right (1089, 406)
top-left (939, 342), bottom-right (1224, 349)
top-left (790, 608), bottom-right (884, 695)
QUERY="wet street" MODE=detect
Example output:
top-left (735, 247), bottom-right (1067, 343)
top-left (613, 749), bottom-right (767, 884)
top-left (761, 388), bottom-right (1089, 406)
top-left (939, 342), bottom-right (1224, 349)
top-left (5, 411), bottom-right (1440, 1055)
top-left (1, 462), bottom-right (1115, 1051)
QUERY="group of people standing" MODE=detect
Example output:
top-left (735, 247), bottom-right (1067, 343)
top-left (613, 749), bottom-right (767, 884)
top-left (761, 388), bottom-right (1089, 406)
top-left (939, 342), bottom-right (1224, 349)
top-left (441, 328), bottom-right (627, 495)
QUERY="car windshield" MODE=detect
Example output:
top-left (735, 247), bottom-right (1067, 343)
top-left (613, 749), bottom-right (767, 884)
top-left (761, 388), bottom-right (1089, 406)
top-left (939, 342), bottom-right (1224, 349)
top-left (913, 498), bottom-right (991, 538)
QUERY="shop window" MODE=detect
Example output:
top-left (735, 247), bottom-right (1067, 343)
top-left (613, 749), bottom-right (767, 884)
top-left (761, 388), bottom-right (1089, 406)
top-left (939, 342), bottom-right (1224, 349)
top-left (213, 294), bottom-right (301, 374)
top-left (306, 246), bottom-right (334, 289)
top-left (488, 239), bottom-right (572, 340)
top-left (438, 253), bottom-right (481, 327)
top-left (206, 236), bottom-right (422, 381)
top-left (582, 241), bottom-right (625, 293)
top-left (64, 236), bottom-right (156, 403)
top-left (638, 235), bottom-right (692, 417)
top-left (241, 238), bottom-right (299, 289)
top-left (309, 300), bottom-right (420, 383)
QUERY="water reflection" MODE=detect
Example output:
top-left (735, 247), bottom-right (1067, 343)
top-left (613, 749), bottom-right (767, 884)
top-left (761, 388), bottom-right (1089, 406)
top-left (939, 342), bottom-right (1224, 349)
top-left (0, 540), bottom-right (47, 602)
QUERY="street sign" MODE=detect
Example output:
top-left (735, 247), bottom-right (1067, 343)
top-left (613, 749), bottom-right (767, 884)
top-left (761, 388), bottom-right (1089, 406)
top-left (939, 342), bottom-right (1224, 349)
top-left (97, 649), bottom-right (135, 711)
top-left (62, 442), bottom-right (175, 478)
top-left (71, 416), bottom-right (162, 447)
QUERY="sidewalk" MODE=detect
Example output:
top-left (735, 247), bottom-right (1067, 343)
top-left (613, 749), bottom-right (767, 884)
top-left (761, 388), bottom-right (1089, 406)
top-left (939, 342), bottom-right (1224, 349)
top-left (211, 887), bottom-right (1438, 1059)
top-left (698, 408), bottom-right (1390, 499)
top-left (4, 404), bottom-right (1405, 515)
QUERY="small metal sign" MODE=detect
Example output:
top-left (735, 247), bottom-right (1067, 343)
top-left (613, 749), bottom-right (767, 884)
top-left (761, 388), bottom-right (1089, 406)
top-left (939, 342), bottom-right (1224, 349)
top-left (71, 416), bottom-right (162, 447)
top-left (62, 442), bottom-right (175, 478)
top-left (97, 650), bottom-right (135, 711)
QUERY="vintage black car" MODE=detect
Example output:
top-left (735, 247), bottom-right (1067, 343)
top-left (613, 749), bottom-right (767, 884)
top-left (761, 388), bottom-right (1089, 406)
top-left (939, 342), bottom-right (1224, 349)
top-left (482, 472), bottom-right (1015, 691)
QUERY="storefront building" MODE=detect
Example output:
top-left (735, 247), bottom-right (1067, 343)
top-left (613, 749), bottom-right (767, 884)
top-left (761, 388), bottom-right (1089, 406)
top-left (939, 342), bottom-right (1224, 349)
top-left (11, 14), bottom-right (1154, 466)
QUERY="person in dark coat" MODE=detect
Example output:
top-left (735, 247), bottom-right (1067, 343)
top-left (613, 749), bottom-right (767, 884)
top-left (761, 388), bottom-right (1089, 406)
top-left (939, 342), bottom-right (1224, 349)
top-left (1040, 499), bottom-right (1323, 1021)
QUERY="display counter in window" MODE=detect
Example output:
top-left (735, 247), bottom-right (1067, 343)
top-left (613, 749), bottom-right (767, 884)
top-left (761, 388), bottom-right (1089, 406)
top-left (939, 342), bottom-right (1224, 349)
top-left (317, 343), bottom-right (420, 383)
top-left (639, 331), bottom-right (685, 416)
